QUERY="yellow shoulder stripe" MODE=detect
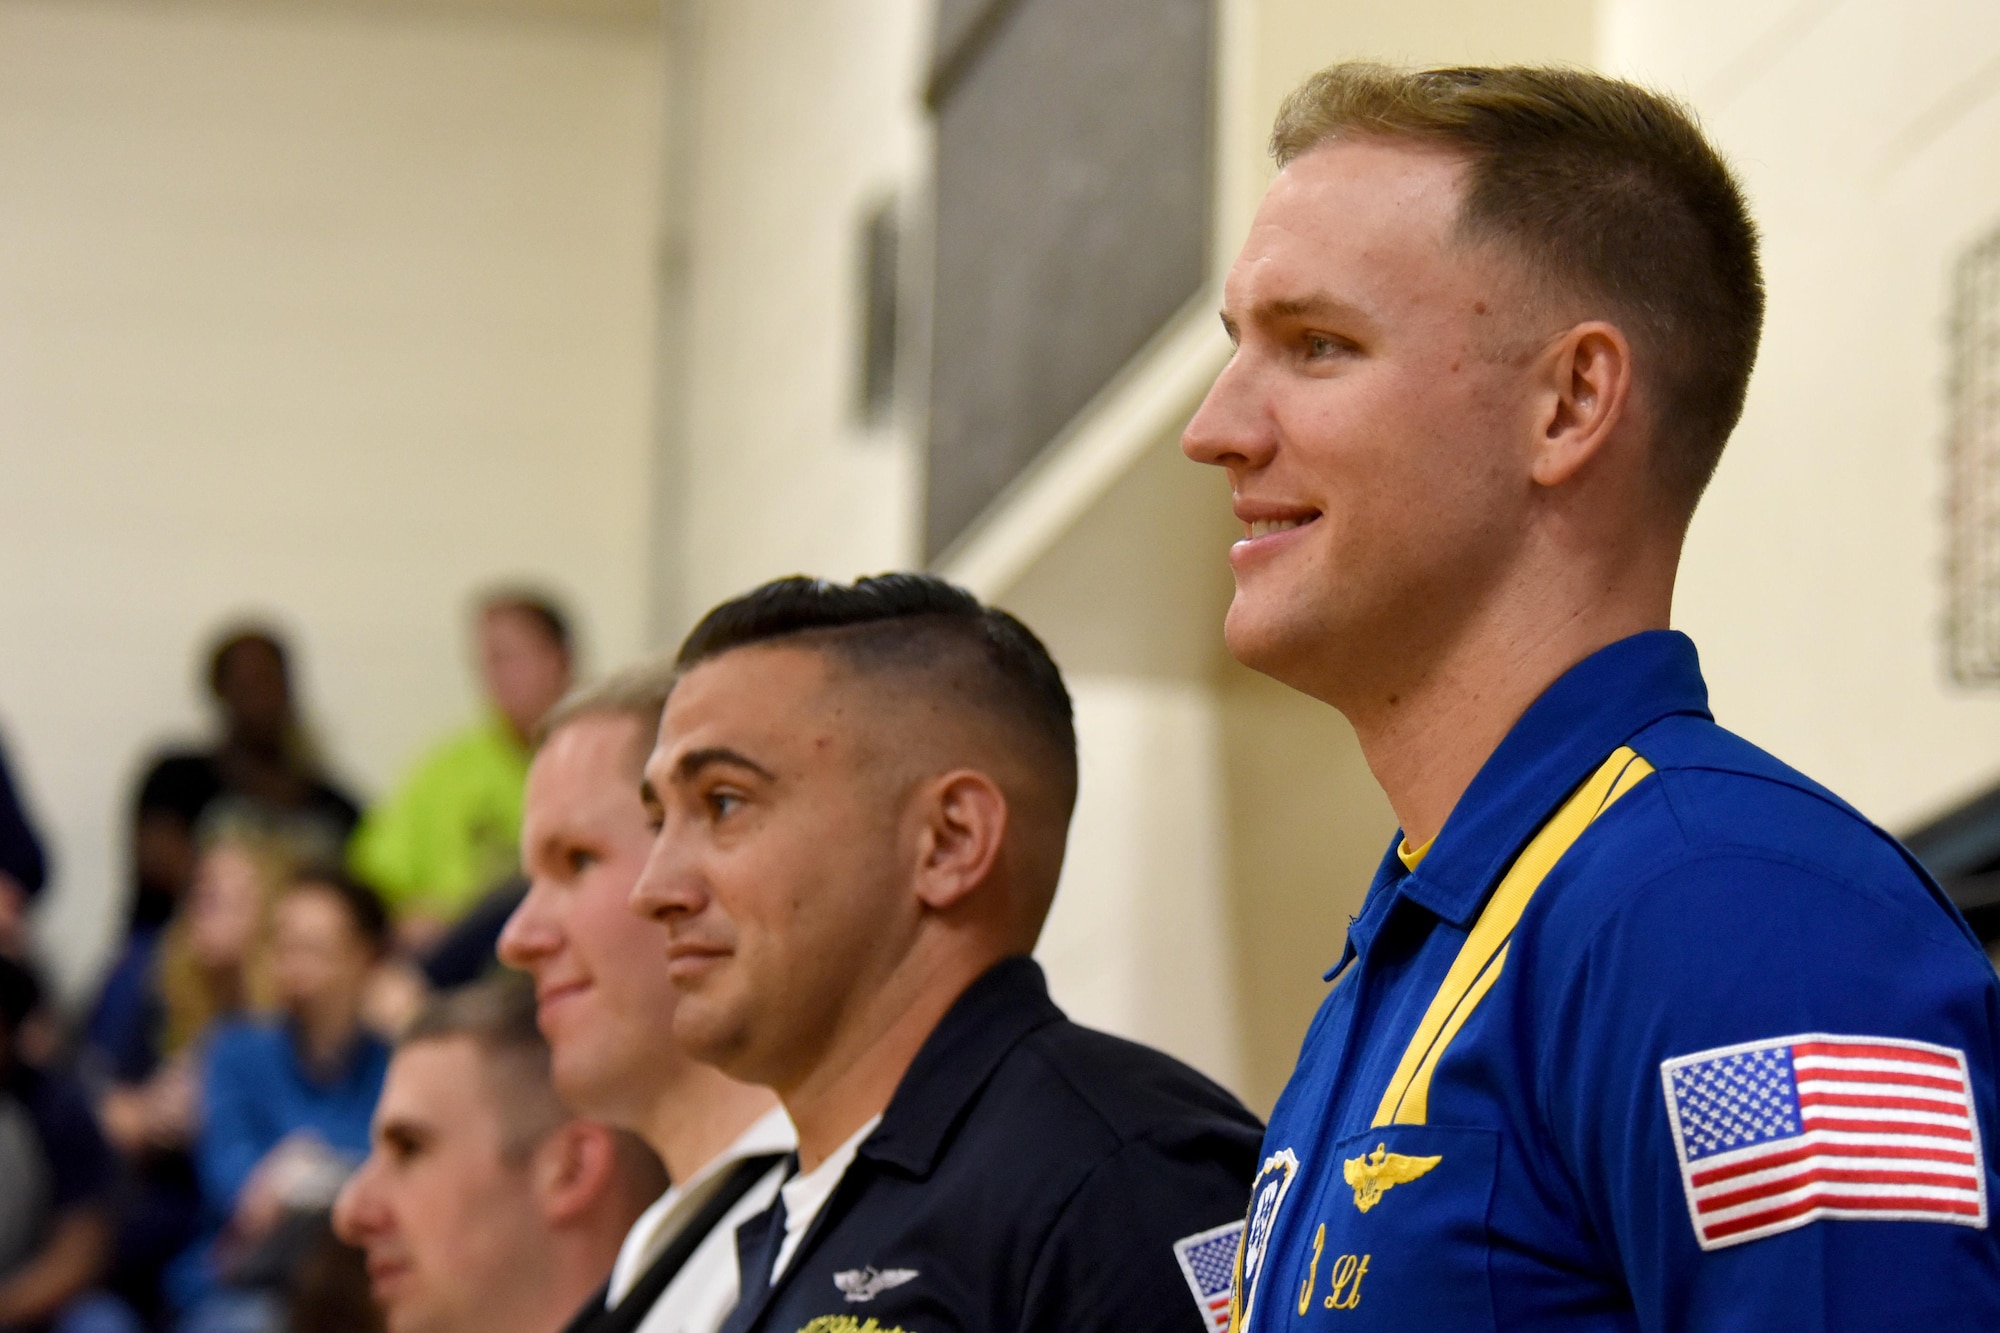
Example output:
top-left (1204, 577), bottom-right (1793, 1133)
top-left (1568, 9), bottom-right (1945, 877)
top-left (1372, 746), bottom-right (1654, 1127)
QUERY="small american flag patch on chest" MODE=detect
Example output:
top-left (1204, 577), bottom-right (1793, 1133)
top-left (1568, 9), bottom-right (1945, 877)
top-left (1662, 1033), bottom-right (1988, 1249)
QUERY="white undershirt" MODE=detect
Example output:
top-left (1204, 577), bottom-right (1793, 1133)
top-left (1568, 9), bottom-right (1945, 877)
top-left (605, 1106), bottom-right (796, 1333)
top-left (769, 1114), bottom-right (881, 1283)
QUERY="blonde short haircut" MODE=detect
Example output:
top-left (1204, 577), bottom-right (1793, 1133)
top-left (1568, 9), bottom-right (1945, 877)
top-left (1272, 62), bottom-right (1763, 514)
top-left (534, 657), bottom-right (678, 760)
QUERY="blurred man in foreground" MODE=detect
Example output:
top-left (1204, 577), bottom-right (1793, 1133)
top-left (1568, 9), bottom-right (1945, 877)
top-left (634, 574), bottom-right (1261, 1333)
top-left (1183, 61), bottom-right (2000, 1329)
top-left (498, 669), bottom-right (787, 1333)
top-left (333, 977), bottom-right (664, 1333)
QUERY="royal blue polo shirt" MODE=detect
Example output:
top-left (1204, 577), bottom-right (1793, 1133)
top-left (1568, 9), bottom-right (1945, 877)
top-left (1237, 631), bottom-right (2000, 1331)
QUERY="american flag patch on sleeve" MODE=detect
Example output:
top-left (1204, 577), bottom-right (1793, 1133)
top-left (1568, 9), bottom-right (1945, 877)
top-left (1172, 1220), bottom-right (1241, 1333)
top-left (1662, 1033), bottom-right (1988, 1249)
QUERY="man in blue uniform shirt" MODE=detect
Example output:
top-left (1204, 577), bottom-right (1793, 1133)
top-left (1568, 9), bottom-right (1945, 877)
top-left (1183, 62), bottom-right (2000, 1330)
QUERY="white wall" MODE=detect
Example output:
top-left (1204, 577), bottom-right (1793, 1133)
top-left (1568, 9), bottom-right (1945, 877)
top-left (661, 0), bottom-right (928, 633)
top-left (1604, 0), bottom-right (2000, 829)
top-left (0, 0), bottom-right (663, 997)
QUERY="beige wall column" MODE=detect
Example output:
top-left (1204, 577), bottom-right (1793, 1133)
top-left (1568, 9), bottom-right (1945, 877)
top-left (984, 433), bottom-right (1244, 1088)
top-left (1038, 676), bottom-right (1241, 1088)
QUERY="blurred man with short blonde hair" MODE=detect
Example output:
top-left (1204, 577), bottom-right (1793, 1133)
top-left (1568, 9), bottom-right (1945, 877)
top-left (499, 663), bottom-right (789, 1333)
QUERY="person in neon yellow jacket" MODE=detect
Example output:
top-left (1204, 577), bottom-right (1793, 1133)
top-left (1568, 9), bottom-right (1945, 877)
top-left (352, 593), bottom-right (573, 949)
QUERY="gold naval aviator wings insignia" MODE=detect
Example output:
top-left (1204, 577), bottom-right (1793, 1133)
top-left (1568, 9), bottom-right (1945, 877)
top-left (1342, 1143), bottom-right (1442, 1213)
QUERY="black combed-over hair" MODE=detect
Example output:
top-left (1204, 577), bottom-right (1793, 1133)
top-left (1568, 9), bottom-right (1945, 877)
top-left (675, 574), bottom-right (1077, 805)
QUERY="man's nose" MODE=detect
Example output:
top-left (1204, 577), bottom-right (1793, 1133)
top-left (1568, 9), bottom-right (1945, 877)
top-left (495, 881), bottom-right (559, 968)
top-left (331, 1160), bottom-right (381, 1244)
top-left (630, 834), bottom-right (706, 925)
top-left (1182, 350), bottom-right (1276, 472)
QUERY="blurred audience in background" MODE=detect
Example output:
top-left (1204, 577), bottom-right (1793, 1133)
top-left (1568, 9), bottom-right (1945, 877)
top-left (0, 731), bottom-right (50, 967)
top-left (332, 976), bottom-right (666, 1333)
top-left (351, 593), bottom-right (573, 959)
top-left (134, 628), bottom-right (361, 915)
top-left (89, 630), bottom-right (360, 1127)
top-left (0, 955), bottom-right (133, 1333)
top-left (86, 828), bottom-right (292, 1331)
top-left (176, 873), bottom-right (391, 1333)
top-left (8, 591), bottom-right (589, 1333)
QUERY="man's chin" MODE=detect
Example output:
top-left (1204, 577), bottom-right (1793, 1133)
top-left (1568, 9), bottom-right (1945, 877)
top-left (376, 1292), bottom-right (435, 1333)
top-left (387, 1308), bottom-right (454, 1333)
top-left (1223, 596), bottom-right (1300, 675)
top-left (671, 998), bottom-right (755, 1077)
top-left (550, 1046), bottom-right (629, 1123)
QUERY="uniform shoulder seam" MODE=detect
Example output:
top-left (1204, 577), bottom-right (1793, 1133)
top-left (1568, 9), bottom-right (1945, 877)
top-left (1642, 759), bottom-right (1935, 884)
top-left (1561, 842), bottom-right (1948, 951)
top-left (1014, 1030), bottom-right (1139, 1144)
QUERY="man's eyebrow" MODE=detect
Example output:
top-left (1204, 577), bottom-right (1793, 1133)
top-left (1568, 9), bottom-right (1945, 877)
top-left (1257, 292), bottom-right (1366, 323)
top-left (379, 1116), bottom-right (430, 1149)
top-left (672, 747), bottom-right (777, 784)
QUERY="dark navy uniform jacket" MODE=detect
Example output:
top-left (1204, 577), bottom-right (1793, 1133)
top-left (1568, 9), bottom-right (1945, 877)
top-left (725, 956), bottom-right (1261, 1333)
top-left (1237, 632), bottom-right (2000, 1332)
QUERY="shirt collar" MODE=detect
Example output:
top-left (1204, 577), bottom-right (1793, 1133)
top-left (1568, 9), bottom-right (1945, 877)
top-left (606, 1104), bottom-right (798, 1302)
top-left (777, 1114), bottom-right (879, 1254)
top-left (1386, 630), bottom-right (1711, 931)
top-left (859, 955), bottom-right (1062, 1179)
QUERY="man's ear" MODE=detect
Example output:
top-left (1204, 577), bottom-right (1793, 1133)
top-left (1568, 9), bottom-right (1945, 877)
top-left (1530, 320), bottom-right (1634, 488)
top-left (532, 1121), bottom-right (616, 1228)
top-left (911, 771), bottom-right (1009, 914)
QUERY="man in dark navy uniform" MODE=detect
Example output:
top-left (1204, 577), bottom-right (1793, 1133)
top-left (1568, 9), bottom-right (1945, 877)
top-left (1183, 62), bottom-right (2000, 1330)
top-left (631, 574), bottom-right (1261, 1333)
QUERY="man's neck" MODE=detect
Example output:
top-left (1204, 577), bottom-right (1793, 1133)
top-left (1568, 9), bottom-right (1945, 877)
top-left (779, 949), bottom-right (992, 1172)
top-left (1340, 582), bottom-right (1672, 850)
top-left (642, 1061), bottom-right (781, 1185)
top-left (490, 1239), bottom-right (611, 1333)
